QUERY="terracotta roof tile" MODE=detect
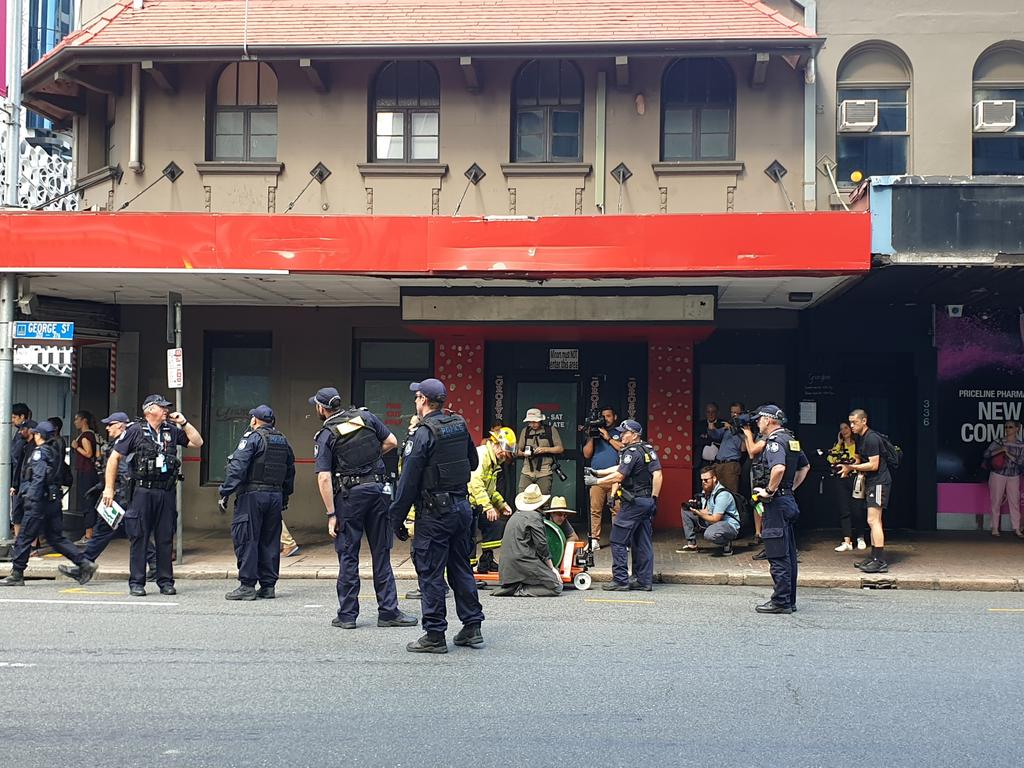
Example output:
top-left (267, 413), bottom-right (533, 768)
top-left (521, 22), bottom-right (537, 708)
top-left (38, 0), bottom-right (815, 62)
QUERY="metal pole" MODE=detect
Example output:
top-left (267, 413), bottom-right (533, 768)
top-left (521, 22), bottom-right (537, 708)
top-left (5, 0), bottom-right (25, 207)
top-left (174, 302), bottom-right (183, 565)
top-left (0, 275), bottom-right (16, 543)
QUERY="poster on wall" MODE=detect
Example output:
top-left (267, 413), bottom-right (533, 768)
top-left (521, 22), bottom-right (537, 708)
top-left (936, 308), bottom-right (1024, 529)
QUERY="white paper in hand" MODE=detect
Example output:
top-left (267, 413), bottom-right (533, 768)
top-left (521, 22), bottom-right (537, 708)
top-left (96, 499), bottom-right (126, 529)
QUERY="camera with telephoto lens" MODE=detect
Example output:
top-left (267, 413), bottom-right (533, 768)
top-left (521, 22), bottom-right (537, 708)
top-left (731, 412), bottom-right (757, 432)
top-left (685, 496), bottom-right (702, 511)
top-left (584, 408), bottom-right (604, 438)
top-left (552, 461), bottom-right (568, 483)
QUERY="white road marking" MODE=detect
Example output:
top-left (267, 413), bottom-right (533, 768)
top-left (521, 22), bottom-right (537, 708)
top-left (0, 662), bottom-right (37, 667)
top-left (303, 604), bottom-right (324, 609)
top-left (0, 598), bottom-right (178, 607)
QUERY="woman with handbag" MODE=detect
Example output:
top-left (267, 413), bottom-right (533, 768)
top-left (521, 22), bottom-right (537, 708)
top-left (984, 422), bottom-right (1023, 537)
top-left (827, 421), bottom-right (867, 552)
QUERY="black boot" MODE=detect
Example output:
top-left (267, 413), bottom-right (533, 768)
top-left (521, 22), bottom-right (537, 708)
top-left (0, 570), bottom-right (25, 586)
top-left (76, 559), bottom-right (98, 586)
top-left (256, 586), bottom-right (276, 599)
top-left (58, 563), bottom-right (82, 579)
top-left (453, 623), bottom-right (484, 648)
top-left (477, 550), bottom-right (497, 574)
top-left (225, 585), bottom-right (257, 601)
top-left (407, 632), bottom-right (448, 654)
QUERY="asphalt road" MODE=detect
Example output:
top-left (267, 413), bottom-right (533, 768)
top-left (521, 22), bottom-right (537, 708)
top-left (1, 577), bottom-right (1021, 768)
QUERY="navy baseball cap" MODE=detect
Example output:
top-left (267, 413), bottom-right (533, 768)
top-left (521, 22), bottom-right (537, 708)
top-left (101, 412), bottom-right (131, 425)
top-left (755, 404), bottom-right (786, 421)
top-left (32, 420), bottom-right (56, 438)
top-left (249, 404), bottom-right (275, 422)
top-left (309, 387), bottom-right (342, 409)
top-left (142, 394), bottom-right (173, 408)
top-left (618, 419), bottom-right (643, 435)
top-left (20, 419), bottom-right (37, 431)
top-left (410, 378), bottom-right (447, 401)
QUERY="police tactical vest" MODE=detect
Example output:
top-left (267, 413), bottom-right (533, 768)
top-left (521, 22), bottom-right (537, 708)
top-left (620, 442), bottom-right (657, 498)
top-left (131, 421), bottom-right (182, 482)
top-left (323, 409), bottom-right (382, 476)
top-left (101, 441), bottom-right (135, 506)
top-left (22, 442), bottom-right (61, 500)
top-left (246, 427), bottom-right (290, 489)
top-left (421, 412), bottom-right (472, 493)
top-left (756, 429), bottom-right (800, 489)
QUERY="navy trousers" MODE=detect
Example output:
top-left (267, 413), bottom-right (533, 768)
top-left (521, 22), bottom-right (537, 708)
top-left (763, 494), bottom-right (800, 608)
top-left (11, 500), bottom-right (86, 571)
top-left (334, 484), bottom-right (401, 623)
top-left (610, 497), bottom-right (656, 587)
top-left (413, 496), bottom-right (484, 634)
top-left (125, 487), bottom-right (176, 590)
top-left (232, 491), bottom-right (283, 589)
top-left (85, 518), bottom-right (156, 567)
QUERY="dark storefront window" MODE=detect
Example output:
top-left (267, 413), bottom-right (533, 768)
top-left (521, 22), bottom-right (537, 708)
top-left (203, 332), bottom-right (272, 484)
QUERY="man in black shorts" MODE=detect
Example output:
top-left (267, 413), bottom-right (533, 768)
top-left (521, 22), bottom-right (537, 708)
top-left (839, 409), bottom-right (891, 573)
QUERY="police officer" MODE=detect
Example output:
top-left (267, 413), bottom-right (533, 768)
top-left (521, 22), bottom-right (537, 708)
top-left (389, 378), bottom-right (484, 654)
top-left (103, 394), bottom-right (203, 597)
top-left (0, 421), bottom-right (97, 586)
top-left (219, 405), bottom-right (296, 601)
top-left (586, 420), bottom-right (662, 591)
top-left (9, 413), bottom-right (35, 538)
top-left (58, 412), bottom-right (158, 582)
top-left (750, 404), bottom-right (802, 614)
top-left (311, 387), bottom-right (416, 630)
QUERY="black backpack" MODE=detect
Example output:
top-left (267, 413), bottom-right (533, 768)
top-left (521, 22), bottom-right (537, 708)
top-left (710, 486), bottom-right (749, 534)
top-left (873, 431), bottom-right (903, 470)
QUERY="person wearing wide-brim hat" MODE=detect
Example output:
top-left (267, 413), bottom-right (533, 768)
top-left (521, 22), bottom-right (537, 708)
top-left (516, 409), bottom-right (564, 494)
top-left (544, 496), bottom-right (580, 542)
top-left (492, 484), bottom-right (563, 597)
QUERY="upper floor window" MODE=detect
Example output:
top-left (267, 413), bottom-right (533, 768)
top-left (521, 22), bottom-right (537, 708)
top-left (373, 61), bottom-right (440, 162)
top-left (972, 43), bottom-right (1024, 175)
top-left (836, 44), bottom-right (912, 187)
top-left (661, 58), bottom-right (736, 161)
top-left (27, 0), bottom-right (74, 131)
top-left (211, 62), bottom-right (278, 162)
top-left (513, 60), bottom-right (583, 163)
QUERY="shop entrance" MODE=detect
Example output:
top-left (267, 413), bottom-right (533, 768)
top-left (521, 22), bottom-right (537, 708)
top-left (485, 341), bottom-right (647, 530)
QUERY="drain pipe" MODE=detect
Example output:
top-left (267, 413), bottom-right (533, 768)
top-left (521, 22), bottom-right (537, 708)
top-left (792, 0), bottom-right (817, 211)
top-left (128, 62), bottom-right (143, 172)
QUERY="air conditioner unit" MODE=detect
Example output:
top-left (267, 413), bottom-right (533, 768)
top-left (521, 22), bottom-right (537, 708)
top-left (838, 99), bottom-right (879, 132)
top-left (974, 100), bottom-right (1016, 133)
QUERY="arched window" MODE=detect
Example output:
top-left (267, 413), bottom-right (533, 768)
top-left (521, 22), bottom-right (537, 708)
top-left (373, 61), bottom-right (440, 162)
top-left (836, 43), bottom-right (912, 186)
top-left (661, 59), bottom-right (736, 161)
top-left (512, 60), bottom-right (583, 163)
top-left (211, 62), bottom-right (278, 162)
top-left (972, 42), bottom-right (1024, 175)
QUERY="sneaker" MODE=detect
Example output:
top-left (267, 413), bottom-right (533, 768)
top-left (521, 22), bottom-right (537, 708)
top-left (859, 559), bottom-right (889, 574)
top-left (854, 558), bottom-right (872, 569)
top-left (404, 588), bottom-right (422, 600)
top-left (453, 623), bottom-right (484, 648)
top-left (407, 632), bottom-right (448, 654)
top-left (675, 542), bottom-right (699, 553)
top-left (281, 544), bottom-right (300, 558)
top-left (752, 536), bottom-right (763, 545)
top-left (1016, 530), bottom-right (1024, 540)
top-left (73, 536), bottom-right (89, 547)
top-left (225, 585), bottom-right (257, 601)
top-left (856, 538), bottom-right (867, 550)
top-left (752, 549), bottom-right (767, 561)
top-left (835, 541), bottom-right (853, 552)
top-left (992, 530), bottom-right (1001, 537)
top-left (712, 543), bottom-right (734, 557)
top-left (377, 612), bottom-right (418, 628)
top-left (590, 541), bottom-right (601, 552)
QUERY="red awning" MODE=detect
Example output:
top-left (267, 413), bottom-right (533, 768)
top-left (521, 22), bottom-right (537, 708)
top-left (0, 211), bottom-right (869, 277)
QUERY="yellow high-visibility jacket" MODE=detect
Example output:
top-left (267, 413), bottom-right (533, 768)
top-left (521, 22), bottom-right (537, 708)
top-left (468, 443), bottom-right (505, 512)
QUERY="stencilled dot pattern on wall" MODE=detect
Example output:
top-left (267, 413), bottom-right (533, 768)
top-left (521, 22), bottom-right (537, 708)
top-left (436, 340), bottom-right (485, 441)
top-left (647, 342), bottom-right (694, 467)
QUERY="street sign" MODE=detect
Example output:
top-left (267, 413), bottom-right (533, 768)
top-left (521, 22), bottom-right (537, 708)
top-left (13, 321), bottom-right (74, 341)
top-left (167, 347), bottom-right (184, 389)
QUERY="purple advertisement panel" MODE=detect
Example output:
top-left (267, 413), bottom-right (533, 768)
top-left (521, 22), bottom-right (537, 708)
top-left (936, 308), bottom-right (1024, 530)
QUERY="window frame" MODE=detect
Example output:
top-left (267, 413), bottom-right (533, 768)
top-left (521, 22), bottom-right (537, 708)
top-left (835, 83), bottom-right (911, 188)
top-left (200, 331), bottom-right (273, 486)
top-left (209, 62), bottom-right (279, 163)
top-left (511, 59), bottom-right (585, 163)
top-left (370, 61), bottom-right (441, 163)
top-left (971, 85), bottom-right (1024, 175)
top-left (659, 58), bottom-right (737, 163)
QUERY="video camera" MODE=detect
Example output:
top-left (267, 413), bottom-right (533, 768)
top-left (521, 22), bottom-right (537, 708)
top-left (819, 448), bottom-right (857, 478)
top-left (730, 412), bottom-right (757, 432)
top-left (583, 408), bottom-right (605, 439)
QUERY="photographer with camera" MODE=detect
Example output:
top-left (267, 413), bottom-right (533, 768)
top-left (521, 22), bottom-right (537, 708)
top-left (838, 409), bottom-right (893, 574)
top-left (516, 409), bottom-right (564, 494)
top-left (707, 401), bottom-right (747, 494)
top-left (581, 406), bottom-right (622, 549)
top-left (826, 420), bottom-right (866, 553)
top-left (677, 466), bottom-right (740, 557)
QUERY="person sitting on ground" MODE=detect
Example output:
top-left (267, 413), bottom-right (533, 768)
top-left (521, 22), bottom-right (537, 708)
top-left (492, 483), bottom-right (562, 597)
top-left (677, 466), bottom-right (740, 556)
top-left (545, 496), bottom-right (580, 543)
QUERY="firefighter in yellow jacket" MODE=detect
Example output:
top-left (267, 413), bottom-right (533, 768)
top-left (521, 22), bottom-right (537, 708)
top-left (469, 427), bottom-right (517, 573)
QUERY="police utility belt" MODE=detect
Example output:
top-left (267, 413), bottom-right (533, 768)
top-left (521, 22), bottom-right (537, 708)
top-left (136, 476), bottom-right (179, 491)
top-left (238, 482), bottom-right (285, 494)
top-left (332, 472), bottom-right (385, 493)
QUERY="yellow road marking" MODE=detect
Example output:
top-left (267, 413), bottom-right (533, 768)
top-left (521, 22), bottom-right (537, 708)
top-left (60, 587), bottom-right (125, 596)
top-left (584, 598), bottom-right (655, 605)
top-left (987, 608), bottom-right (1024, 613)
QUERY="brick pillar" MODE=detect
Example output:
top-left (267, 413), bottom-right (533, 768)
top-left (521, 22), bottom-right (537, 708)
top-left (647, 340), bottom-right (694, 531)
top-left (434, 337), bottom-right (485, 442)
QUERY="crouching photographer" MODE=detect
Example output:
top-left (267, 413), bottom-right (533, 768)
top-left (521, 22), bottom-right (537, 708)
top-left (676, 466), bottom-right (740, 556)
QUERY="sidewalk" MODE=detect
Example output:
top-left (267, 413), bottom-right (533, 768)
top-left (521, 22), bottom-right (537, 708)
top-left (5, 529), bottom-right (1023, 592)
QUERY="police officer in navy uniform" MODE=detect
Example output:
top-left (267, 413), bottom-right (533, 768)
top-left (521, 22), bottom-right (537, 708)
top-left (389, 378), bottom-right (484, 654)
top-left (750, 405), bottom-right (803, 614)
top-left (0, 421), bottom-right (98, 587)
top-left (58, 411), bottom-right (158, 582)
top-left (311, 387), bottom-right (416, 630)
top-left (586, 419), bottom-right (663, 591)
top-left (103, 394), bottom-right (204, 597)
top-left (219, 405), bottom-right (296, 601)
